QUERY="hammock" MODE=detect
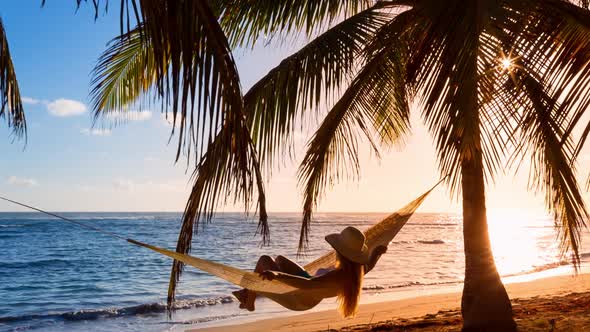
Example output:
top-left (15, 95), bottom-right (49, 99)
top-left (129, 181), bottom-right (441, 311)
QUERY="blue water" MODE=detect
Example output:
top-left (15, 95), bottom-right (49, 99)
top-left (0, 212), bottom-right (588, 331)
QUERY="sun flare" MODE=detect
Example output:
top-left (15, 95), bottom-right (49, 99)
top-left (500, 57), bottom-right (514, 71)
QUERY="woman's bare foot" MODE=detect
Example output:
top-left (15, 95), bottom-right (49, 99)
top-left (232, 289), bottom-right (255, 311)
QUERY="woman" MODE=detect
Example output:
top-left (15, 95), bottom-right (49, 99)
top-left (233, 226), bottom-right (387, 317)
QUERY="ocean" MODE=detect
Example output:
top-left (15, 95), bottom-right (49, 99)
top-left (0, 212), bottom-right (589, 332)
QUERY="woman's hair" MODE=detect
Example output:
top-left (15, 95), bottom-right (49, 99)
top-left (335, 252), bottom-right (364, 318)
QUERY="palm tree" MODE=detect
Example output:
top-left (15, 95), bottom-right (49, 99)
top-left (0, 18), bottom-right (25, 138)
top-left (91, 1), bottom-right (590, 330)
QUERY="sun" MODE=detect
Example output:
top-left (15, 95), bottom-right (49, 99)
top-left (500, 57), bottom-right (514, 71)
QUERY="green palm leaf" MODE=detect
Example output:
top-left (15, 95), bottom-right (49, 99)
top-left (0, 18), bottom-right (25, 138)
top-left (89, 1), bottom-right (269, 311)
top-left (91, 26), bottom-right (157, 123)
top-left (91, 1), bottom-right (246, 162)
top-left (167, 120), bottom-right (267, 309)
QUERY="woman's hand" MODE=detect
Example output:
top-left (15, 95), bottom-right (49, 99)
top-left (373, 245), bottom-right (388, 256)
top-left (366, 245), bottom-right (388, 273)
top-left (259, 270), bottom-right (277, 281)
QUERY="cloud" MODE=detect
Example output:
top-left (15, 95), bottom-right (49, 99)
top-left (7, 176), bottom-right (38, 187)
top-left (113, 179), bottom-right (135, 191)
top-left (111, 178), bottom-right (185, 194)
top-left (77, 185), bottom-right (97, 193)
top-left (106, 111), bottom-right (153, 122)
top-left (81, 128), bottom-right (112, 136)
top-left (47, 99), bottom-right (87, 117)
top-left (144, 180), bottom-right (186, 193)
top-left (144, 156), bottom-right (159, 163)
top-left (22, 97), bottom-right (41, 105)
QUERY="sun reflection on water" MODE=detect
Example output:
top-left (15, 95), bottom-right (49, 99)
top-left (487, 210), bottom-right (561, 278)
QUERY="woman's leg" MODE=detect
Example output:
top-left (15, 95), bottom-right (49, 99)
top-left (274, 255), bottom-right (309, 277)
top-left (232, 255), bottom-right (278, 311)
top-left (254, 255), bottom-right (280, 273)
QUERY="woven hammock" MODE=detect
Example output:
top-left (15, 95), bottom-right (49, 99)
top-left (129, 182), bottom-right (440, 311)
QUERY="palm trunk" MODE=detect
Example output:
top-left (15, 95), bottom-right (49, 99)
top-left (459, 8), bottom-right (516, 327)
top-left (460, 154), bottom-right (516, 331)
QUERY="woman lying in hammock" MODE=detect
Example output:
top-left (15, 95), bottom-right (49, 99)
top-left (232, 226), bottom-right (387, 317)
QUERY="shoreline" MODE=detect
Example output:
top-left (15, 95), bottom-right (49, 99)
top-left (189, 270), bottom-right (590, 332)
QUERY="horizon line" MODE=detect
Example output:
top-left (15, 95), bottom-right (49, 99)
top-left (0, 210), bottom-right (458, 215)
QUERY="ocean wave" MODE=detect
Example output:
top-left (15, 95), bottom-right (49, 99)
top-left (0, 215), bottom-right (166, 222)
top-left (0, 234), bottom-right (19, 239)
top-left (391, 239), bottom-right (446, 245)
top-left (0, 296), bottom-right (235, 323)
top-left (0, 216), bottom-right (56, 221)
top-left (0, 258), bottom-right (75, 269)
top-left (411, 223), bottom-right (458, 227)
top-left (363, 280), bottom-right (460, 291)
top-left (0, 224), bottom-right (26, 228)
top-left (501, 252), bottom-right (590, 278)
top-left (71, 216), bottom-right (161, 221)
top-left (181, 314), bottom-right (240, 325)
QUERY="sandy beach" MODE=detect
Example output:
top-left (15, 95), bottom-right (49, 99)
top-left (193, 272), bottom-right (590, 332)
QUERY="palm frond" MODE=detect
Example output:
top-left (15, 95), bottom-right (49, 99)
top-left (490, 0), bottom-right (590, 260)
top-left (473, 1), bottom-right (590, 265)
top-left (91, 26), bottom-right (157, 123)
top-left (0, 18), bottom-right (25, 138)
top-left (402, 2), bottom-right (497, 193)
top-left (504, 1), bottom-right (590, 159)
top-left (495, 3), bottom-right (590, 261)
top-left (244, 5), bottom-right (391, 171)
top-left (405, 0), bottom-right (590, 196)
top-left (219, 0), bottom-right (374, 48)
top-left (297, 47), bottom-right (410, 252)
top-left (570, 0), bottom-right (589, 9)
top-left (92, 1), bottom-right (243, 164)
top-left (41, 1), bottom-right (114, 20)
top-left (506, 67), bottom-right (588, 267)
top-left (89, 1), bottom-right (269, 310)
top-left (167, 124), bottom-right (267, 309)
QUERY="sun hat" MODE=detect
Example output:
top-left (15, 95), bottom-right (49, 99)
top-left (325, 226), bottom-right (370, 264)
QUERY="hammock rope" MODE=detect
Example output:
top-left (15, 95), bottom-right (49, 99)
top-left (0, 195), bottom-right (129, 241)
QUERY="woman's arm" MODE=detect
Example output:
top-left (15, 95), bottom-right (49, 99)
top-left (365, 245), bottom-right (388, 273)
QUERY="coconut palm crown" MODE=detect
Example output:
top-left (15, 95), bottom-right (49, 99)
top-left (91, 0), bottom-right (590, 329)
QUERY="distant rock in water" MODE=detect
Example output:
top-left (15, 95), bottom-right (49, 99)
top-left (418, 240), bottom-right (445, 244)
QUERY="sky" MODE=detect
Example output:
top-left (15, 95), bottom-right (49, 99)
top-left (0, 2), bottom-right (589, 217)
